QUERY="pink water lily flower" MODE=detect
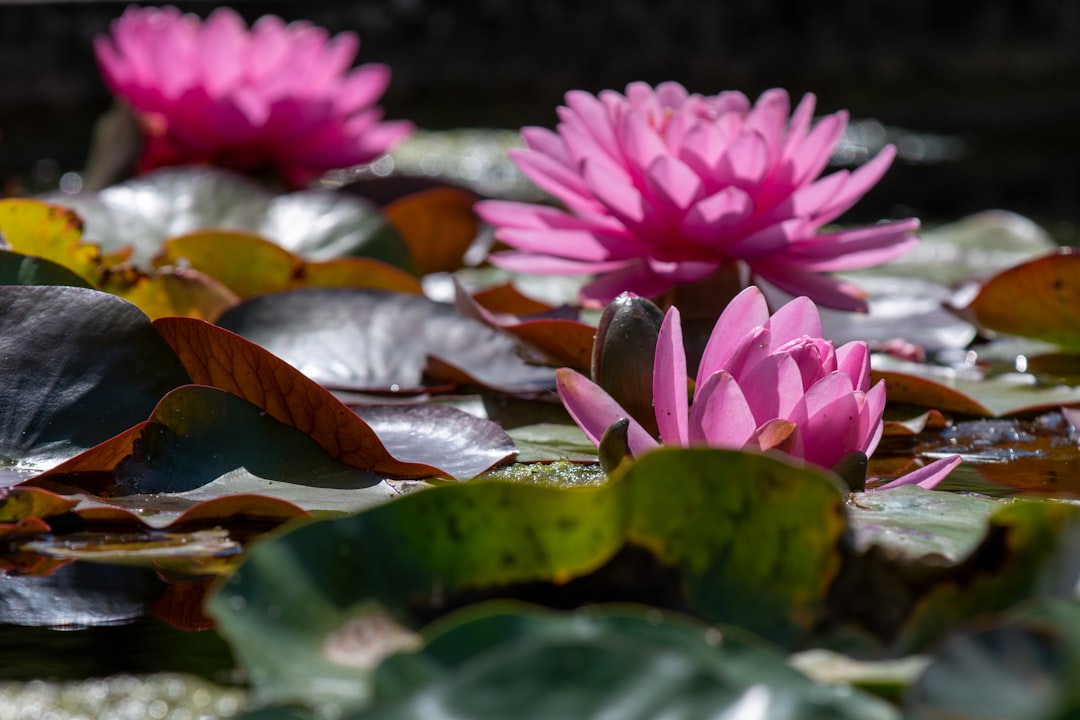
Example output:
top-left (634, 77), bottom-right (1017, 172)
top-left (476, 82), bottom-right (919, 312)
top-left (557, 287), bottom-right (961, 490)
top-left (95, 5), bottom-right (413, 186)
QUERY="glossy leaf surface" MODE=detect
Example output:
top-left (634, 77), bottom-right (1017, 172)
top-left (215, 288), bottom-right (557, 393)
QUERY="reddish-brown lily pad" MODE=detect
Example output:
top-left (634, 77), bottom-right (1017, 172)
top-left (154, 319), bottom-right (446, 478)
top-left (960, 249), bottom-right (1080, 349)
top-left (384, 186), bottom-right (480, 275)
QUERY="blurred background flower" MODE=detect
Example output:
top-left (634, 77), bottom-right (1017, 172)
top-left (93, 5), bottom-right (413, 187)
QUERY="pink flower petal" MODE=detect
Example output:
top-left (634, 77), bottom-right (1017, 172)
top-left (737, 353), bottom-right (805, 424)
top-left (763, 296), bottom-right (822, 348)
top-left (836, 341), bottom-right (871, 392)
top-left (695, 286), bottom-right (770, 388)
top-left (751, 259), bottom-right (870, 313)
top-left (780, 219), bottom-right (920, 272)
top-left (810, 145), bottom-right (897, 226)
top-left (793, 372), bottom-right (860, 469)
top-left (871, 455), bottom-right (962, 491)
top-left (653, 307), bottom-right (691, 445)
top-left (644, 155), bottom-right (705, 216)
top-left (745, 88), bottom-right (790, 159)
top-left (579, 261), bottom-right (679, 306)
top-left (556, 368), bottom-right (659, 456)
top-left (718, 130), bottom-right (771, 187)
top-left (680, 187), bottom-right (754, 246)
top-left (509, 148), bottom-right (601, 217)
top-left (689, 371), bottom-right (758, 448)
top-left (857, 381), bottom-right (887, 457)
top-left (488, 251), bottom-right (630, 277)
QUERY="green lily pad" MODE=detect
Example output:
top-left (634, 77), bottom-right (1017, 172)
top-left (0, 286), bottom-right (189, 468)
top-left (846, 486), bottom-right (1005, 563)
top-left (357, 603), bottom-right (899, 720)
top-left (0, 248), bottom-right (93, 288)
top-left (208, 447), bottom-right (848, 709)
top-left (907, 598), bottom-right (1080, 719)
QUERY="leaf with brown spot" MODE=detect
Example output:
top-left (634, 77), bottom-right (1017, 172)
top-left (101, 265), bottom-right (240, 321)
top-left (0, 487), bottom-right (78, 522)
top-left (961, 249), bottom-right (1080, 348)
top-left (0, 198), bottom-right (104, 284)
top-left (155, 231), bottom-right (423, 299)
top-left (384, 187), bottom-right (480, 275)
top-left (152, 319), bottom-right (448, 478)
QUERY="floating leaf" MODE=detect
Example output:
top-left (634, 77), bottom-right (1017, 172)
top-left (846, 486), bottom-right (1004, 563)
top-left (961, 250), bottom-right (1080, 349)
top-left (23, 529), bottom-right (241, 564)
top-left (874, 358), bottom-right (1080, 417)
top-left (0, 487), bottom-right (78, 522)
top-left (357, 603), bottom-right (899, 720)
top-left (907, 598), bottom-right (1080, 719)
top-left (384, 186), bottom-right (479, 275)
top-left (0, 286), bottom-right (189, 468)
top-left (100, 264), bottom-right (240, 320)
top-left (209, 448), bottom-right (847, 708)
top-left (873, 369), bottom-right (993, 417)
top-left (49, 166), bottom-right (413, 268)
top-left (0, 561), bottom-right (162, 628)
top-left (154, 318), bottom-right (434, 477)
top-left (155, 231), bottom-right (422, 299)
top-left (353, 404), bottom-right (517, 481)
top-left (214, 288), bottom-right (557, 393)
top-left (31, 386), bottom-right (405, 516)
top-left (0, 249), bottom-right (93, 288)
top-left (883, 210), bottom-right (1058, 286)
top-left (454, 279), bottom-right (594, 373)
top-left (0, 199), bottom-right (102, 284)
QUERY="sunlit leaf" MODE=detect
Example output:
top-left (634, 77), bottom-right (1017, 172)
top-left (100, 264), bottom-right (240, 320)
top-left (154, 318), bottom-right (505, 478)
top-left (0, 199), bottom-right (103, 284)
top-left (0, 487), bottom-right (78, 522)
top-left (885, 210), bottom-right (1058, 286)
top-left (33, 385), bottom-right (388, 498)
top-left (874, 358), bottom-right (1080, 417)
top-left (873, 369), bottom-right (993, 417)
top-left (384, 186), bottom-right (480, 275)
top-left (23, 529), bottom-right (240, 564)
top-left (961, 250), bottom-right (1080, 349)
top-left (0, 249), bottom-right (93, 288)
top-left (209, 448), bottom-right (847, 708)
top-left (49, 166), bottom-right (413, 268)
top-left (214, 288), bottom-right (557, 393)
top-left (846, 486), bottom-right (1003, 563)
top-left (155, 231), bottom-right (422, 299)
top-left (0, 286), bottom-right (189, 469)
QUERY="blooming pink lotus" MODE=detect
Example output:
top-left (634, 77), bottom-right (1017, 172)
top-left (557, 287), bottom-right (961, 490)
top-left (476, 82), bottom-right (919, 312)
top-left (95, 5), bottom-right (413, 186)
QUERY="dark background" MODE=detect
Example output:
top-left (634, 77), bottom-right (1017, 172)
top-left (3, 0), bottom-right (1080, 232)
